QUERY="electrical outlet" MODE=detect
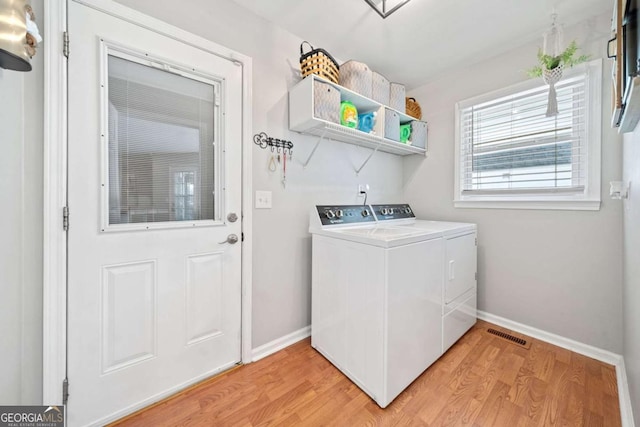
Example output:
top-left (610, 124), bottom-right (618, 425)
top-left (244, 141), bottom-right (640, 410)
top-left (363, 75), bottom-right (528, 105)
top-left (255, 191), bottom-right (272, 209)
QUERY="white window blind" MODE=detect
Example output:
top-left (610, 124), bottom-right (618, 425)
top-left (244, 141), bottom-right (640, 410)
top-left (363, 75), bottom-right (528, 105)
top-left (106, 53), bottom-right (218, 227)
top-left (458, 74), bottom-right (588, 195)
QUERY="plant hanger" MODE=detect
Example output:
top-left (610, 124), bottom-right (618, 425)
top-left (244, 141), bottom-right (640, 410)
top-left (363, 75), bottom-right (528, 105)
top-left (527, 12), bottom-right (589, 116)
top-left (542, 13), bottom-right (564, 116)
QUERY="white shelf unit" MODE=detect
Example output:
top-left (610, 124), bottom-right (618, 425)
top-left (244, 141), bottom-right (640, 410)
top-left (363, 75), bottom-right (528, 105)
top-left (289, 75), bottom-right (427, 157)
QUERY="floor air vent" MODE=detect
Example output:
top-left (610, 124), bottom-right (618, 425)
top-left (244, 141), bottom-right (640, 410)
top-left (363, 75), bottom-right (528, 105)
top-left (486, 328), bottom-right (530, 349)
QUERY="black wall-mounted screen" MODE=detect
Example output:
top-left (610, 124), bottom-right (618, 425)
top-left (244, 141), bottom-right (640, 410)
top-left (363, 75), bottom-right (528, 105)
top-left (623, 0), bottom-right (639, 102)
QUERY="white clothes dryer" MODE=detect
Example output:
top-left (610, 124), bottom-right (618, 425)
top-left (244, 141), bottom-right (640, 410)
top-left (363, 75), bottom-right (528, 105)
top-left (309, 204), bottom-right (477, 408)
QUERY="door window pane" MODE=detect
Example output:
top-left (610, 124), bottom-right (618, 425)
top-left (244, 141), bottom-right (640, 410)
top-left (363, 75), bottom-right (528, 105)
top-left (107, 54), bottom-right (217, 225)
top-left (173, 169), bottom-right (197, 221)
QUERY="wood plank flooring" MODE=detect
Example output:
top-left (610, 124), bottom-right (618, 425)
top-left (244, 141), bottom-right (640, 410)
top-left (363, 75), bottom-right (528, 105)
top-left (112, 320), bottom-right (621, 426)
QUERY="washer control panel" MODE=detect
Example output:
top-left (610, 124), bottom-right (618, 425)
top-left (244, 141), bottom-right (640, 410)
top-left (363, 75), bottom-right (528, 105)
top-left (371, 204), bottom-right (415, 221)
top-left (316, 205), bottom-right (376, 225)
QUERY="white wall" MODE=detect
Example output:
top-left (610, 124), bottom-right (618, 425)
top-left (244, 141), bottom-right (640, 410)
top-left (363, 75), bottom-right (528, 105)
top-left (623, 125), bottom-right (640, 424)
top-left (0, 0), bottom-right (44, 404)
top-left (404, 13), bottom-right (624, 352)
top-left (114, 0), bottom-right (405, 348)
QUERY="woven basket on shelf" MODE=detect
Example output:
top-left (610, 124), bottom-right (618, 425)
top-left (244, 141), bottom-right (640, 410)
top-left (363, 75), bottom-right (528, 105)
top-left (299, 41), bottom-right (339, 84)
top-left (406, 97), bottom-right (422, 120)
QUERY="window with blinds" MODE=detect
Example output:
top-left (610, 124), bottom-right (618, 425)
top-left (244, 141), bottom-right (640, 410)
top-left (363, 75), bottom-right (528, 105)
top-left (105, 52), bottom-right (220, 228)
top-left (454, 61), bottom-right (602, 210)
top-left (459, 75), bottom-right (587, 194)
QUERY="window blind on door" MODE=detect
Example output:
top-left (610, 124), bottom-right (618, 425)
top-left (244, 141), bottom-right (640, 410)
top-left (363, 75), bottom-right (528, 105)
top-left (458, 74), bottom-right (588, 194)
top-left (107, 54), bottom-right (218, 226)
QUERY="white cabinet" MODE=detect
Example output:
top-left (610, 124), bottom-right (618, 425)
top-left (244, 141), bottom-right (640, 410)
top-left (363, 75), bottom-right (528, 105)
top-left (289, 75), bottom-right (427, 156)
top-left (442, 232), bottom-right (477, 352)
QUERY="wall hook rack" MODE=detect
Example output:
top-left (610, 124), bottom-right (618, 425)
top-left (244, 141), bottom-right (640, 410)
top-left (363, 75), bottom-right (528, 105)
top-left (253, 132), bottom-right (293, 156)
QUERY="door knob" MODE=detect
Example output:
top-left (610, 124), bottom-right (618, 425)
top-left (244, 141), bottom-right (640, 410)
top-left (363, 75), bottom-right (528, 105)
top-left (227, 212), bottom-right (238, 223)
top-left (219, 234), bottom-right (239, 244)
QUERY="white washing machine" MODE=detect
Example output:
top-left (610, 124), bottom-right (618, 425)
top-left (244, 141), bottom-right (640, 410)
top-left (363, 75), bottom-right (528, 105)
top-left (309, 204), bottom-right (477, 408)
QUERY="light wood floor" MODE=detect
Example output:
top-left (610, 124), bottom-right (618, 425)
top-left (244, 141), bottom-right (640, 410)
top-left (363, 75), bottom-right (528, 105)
top-left (112, 320), bottom-right (621, 426)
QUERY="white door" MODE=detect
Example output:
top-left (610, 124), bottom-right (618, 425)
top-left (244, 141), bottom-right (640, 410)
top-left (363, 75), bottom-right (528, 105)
top-left (66, 2), bottom-right (243, 426)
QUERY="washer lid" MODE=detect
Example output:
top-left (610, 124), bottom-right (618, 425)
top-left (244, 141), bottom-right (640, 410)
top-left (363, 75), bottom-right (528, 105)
top-left (401, 220), bottom-right (477, 236)
top-left (314, 225), bottom-right (443, 248)
top-left (336, 226), bottom-right (427, 239)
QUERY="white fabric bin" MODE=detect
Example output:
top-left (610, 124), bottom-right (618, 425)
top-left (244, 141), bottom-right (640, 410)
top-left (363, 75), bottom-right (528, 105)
top-left (384, 108), bottom-right (400, 142)
top-left (372, 71), bottom-right (390, 106)
top-left (390, 83), bottom-right (406, 113)
top-left (409, 120), bottom-right (427, 148)
top-left (339, 60), bottom-right (372, 98)
top-left (313, 80), bottom-right (340, 124)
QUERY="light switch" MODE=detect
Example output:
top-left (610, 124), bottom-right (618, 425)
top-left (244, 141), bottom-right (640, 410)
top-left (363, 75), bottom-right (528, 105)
top-left (255, 191), bottom-right (272, 209)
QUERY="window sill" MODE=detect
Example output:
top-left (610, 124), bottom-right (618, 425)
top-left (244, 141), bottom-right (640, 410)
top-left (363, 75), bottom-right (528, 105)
top-left (454, 199), bottom-right (601, 211)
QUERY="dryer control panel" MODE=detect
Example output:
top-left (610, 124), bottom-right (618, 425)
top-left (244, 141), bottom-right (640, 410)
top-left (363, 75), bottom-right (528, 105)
top-left (316, 205), bottom-right (376, 226)
top-left (371, 204), bottom-right (415, 221)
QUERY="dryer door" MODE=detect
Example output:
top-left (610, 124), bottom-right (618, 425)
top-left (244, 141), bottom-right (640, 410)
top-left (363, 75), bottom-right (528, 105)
top-left (445, 232), bottom-right (477, 304)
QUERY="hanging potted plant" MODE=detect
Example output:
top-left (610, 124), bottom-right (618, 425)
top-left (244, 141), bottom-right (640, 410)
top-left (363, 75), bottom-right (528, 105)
top-left (527, 40), bottom-right (590, 79)
top-left (527, 41), bottom-right (590, 116)
top-left (527, 13), bottom-right (590, 117)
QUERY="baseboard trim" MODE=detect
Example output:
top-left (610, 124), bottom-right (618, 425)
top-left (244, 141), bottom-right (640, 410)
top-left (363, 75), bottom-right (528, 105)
top-left (477, 310), bottom-right (620, 364)
top-left (616, 357), bottom-right (637, 427)
top-left (477, 310), bottom-right (635, 427)
top-left (251, 326), bottom-right (311, 362)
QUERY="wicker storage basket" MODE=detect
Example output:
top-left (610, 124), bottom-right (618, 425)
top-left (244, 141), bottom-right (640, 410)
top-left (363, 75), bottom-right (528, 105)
top-left (409, 120), bottom-right (427, 148)
top-left (406, 97), bottom-right (422, 119)
top-left (372, 71), bottom-right (390, 106)
top-left (314, 80), bottom-right (340, 124)
top-left (390, 83), bottom-right (406, 113)
top-left (339, 60), bottom-right (372, 98)
top-left (300, 41), bottom-right (339, 84)
top-left (384, 108), bottom-right (400, 142)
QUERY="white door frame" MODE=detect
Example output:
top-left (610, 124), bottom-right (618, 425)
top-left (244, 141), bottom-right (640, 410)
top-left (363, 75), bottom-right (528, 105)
top-left (43, 0), bottom-right (253, 404)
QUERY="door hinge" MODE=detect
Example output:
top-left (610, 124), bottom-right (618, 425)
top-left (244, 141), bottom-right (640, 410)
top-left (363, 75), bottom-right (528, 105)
top-left (63, 31), bottom-right (69, 58)
top-left (63, 206), bottom-right (69, 231)
top-left (241, 232), bottom-right (244, 242)
top-left (62, 378), bottom-right (69, 405)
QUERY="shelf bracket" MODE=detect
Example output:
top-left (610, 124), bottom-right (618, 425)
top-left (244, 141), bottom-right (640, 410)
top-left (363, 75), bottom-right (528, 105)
top-left (354, 144), bottom-right (380, 175)
top-left (300, 129), bottom-right (327, 169)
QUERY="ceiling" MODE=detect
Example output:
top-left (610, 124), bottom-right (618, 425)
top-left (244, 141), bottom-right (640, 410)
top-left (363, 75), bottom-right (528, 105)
top-left (230, 0), bottom-right (612, 89)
